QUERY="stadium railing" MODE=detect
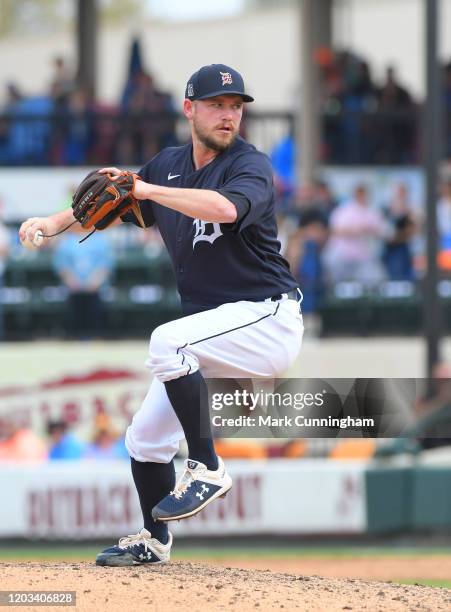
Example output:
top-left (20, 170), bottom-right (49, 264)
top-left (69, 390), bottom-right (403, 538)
top-left (0, 108), bottom-right (419, 166)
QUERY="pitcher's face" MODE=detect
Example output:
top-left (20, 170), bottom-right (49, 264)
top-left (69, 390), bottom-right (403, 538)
top-left (185, 95), bottom-right (243, 152)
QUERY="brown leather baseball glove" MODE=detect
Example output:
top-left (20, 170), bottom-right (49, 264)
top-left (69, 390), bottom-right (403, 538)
top-left (71, 170), bottom-right (145, 230)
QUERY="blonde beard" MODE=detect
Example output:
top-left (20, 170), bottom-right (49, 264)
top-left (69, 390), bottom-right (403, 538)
top-left (192, 117), bottom-right (238, 152)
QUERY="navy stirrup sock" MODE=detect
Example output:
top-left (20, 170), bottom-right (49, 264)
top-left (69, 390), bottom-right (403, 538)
top-left (130, 457), bottom-right (175, 544)
top-left (164, 370), bottom-right (219, 470)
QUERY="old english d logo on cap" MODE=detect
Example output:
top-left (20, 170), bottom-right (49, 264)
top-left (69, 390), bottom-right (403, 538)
top-left (185, 64), bottom-right (254, 102)
top-left (220, 72), bottom-right (233, 86)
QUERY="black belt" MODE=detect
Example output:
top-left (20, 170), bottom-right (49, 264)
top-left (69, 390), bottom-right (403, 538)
top-left (270, 289), bottom-right (299, 302)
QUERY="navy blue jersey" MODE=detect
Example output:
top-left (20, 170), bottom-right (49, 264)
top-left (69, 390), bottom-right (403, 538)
top-left (121, 136), bottom-right (298, 315)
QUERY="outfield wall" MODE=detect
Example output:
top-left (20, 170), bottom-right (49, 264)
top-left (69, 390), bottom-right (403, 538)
top-left (2, 455), bottom-right (451, 539)
top-left (0, 460), bottom-right (367, 539)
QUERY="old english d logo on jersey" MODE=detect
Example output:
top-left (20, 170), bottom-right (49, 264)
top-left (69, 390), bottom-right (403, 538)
top-left (131, 136), bottom-right (299, 312)
top-left (192, 219), bottom-right (223, 249)
top-left (220, 72), bottom-right (233, 86)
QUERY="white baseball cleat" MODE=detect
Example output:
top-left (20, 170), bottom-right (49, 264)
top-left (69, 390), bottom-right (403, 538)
top-left (95, 528), bottom-right (172, 566)
top-left (152, 456), bottom-right (232, 522)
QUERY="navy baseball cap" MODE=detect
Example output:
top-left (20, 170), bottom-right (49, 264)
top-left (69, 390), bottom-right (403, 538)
top-left (185, 64), bottom-right (254, 103)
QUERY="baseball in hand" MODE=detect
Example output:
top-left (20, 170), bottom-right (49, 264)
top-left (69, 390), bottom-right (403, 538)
top-left (22, 229), bottom-right (44, 250)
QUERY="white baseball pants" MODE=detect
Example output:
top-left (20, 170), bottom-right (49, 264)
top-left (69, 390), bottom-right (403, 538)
top-left (125, 295), bottom-right (304, 462)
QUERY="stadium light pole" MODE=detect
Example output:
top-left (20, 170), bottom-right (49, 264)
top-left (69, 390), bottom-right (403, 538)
top-left (297, 0), bottom-right (333, 184)
top-left (77, 0), bottom-right (98, 101)
top-left (424, 0), bottom-right (442, 383)
top-left (298, 0), bottom-right (321, 184)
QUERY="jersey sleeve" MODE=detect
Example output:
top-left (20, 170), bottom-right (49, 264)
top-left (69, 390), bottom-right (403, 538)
top-left (216, 151), bottom-right (274, 232)
top-left (120, 162), bottom-right (156, 227)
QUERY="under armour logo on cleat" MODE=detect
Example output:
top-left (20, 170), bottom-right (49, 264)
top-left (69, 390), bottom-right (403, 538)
top-left (139, 551), bottom-right (153, 560)
top-left (196, 484), bottom-right (210, 501)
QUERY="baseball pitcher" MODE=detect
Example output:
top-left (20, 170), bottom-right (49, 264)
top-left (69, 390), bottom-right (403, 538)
top-left (19, 64), bottom-right (304, 566)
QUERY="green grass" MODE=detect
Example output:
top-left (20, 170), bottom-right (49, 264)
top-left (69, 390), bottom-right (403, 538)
top-left (175, 546), bottom-right (451, 559)
top-left (0, 548), bottom-right (99, 561)
top-left (2, 545), bottom-right (451, 562)
top-left (393, 579), bottom-right (451, 589)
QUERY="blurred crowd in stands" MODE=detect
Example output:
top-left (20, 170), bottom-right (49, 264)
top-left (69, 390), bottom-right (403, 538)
top-left (2, 48), bottom-right (451, 340)
top-left (0, 49), bottom-right (451, 165)
top-left (0, 415), bottom-right (129, 462)
top-left (279, 178), bottom-right (425, 330)
top-left (0, 55), bottom-right (178, 166)
top-left (4, 171), bottom-right (451, 340)
top-left (272, 169), bottom-right (451, 335)
top-left (319, 51), bottom-right (418, 164)
top-left (52, 226), bottom-right (115, 340)
top-left (0, 415), bottom-right (312, 461)
top-left (2, 368), bottom-right (451, 460)
top-left (3, 48), bottom-right (451, 463)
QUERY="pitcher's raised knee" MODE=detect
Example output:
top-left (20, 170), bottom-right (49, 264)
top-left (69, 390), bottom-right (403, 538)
top-left (146, 323), bottom-right (199, 382)
top-left (125, 424), bottom-right (180, 463)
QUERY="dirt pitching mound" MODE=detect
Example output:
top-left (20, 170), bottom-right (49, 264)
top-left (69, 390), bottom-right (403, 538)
top-left (2, 561), bottom-right (451, 612)
top-left (209, 555), bottom-right (451, 582)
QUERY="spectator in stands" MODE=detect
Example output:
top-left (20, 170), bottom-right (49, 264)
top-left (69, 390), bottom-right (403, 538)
top-left (1, 85), bottom-right (54, 164)
top-left (375, 66), bottom-right (415, 164)
top-left (83, 428), bottom-right (119, 460)
top-left (48, 58), bottom-right (83, 164)
top-left (320, 50), bottom-right (346, 163)
top-left (437, 179), bottom-right (451, 251)
top-left (337, 53), bottom-right (378, 164)
top-left (118, 70), bottom-right (177, 164)
top-left (322, 184), bottom-right (387, 286)
top-left (0, 83), bottom-right (19, 163)
top-left (0, 197), bottom-right (10, 340)
top-left (60, 89), bottom-right (93, 165)
top-left (49, 56), bottom-right (74, 106)
top-left (444, 61), bottom-right (451, 159)
top-left (0, 83), bottom-right (23, 162)
top-left (47, 419), bottom-right (86, 460)
top-left (378, 66), bottom-right (412, 110)
top-left (382, 183), bottom-right (417, 281)
top-left (295, 180), bottom-right (337, 223)
top-left (312, 179), bottom-right (338, 222)
top-left (83, 415), bottom-right (128, 460)
top-left (292, 183), bottom-right (321, 222)
top-left (0, 422), bottom-right (47, 462)
top-left (436, 179), bottom-right (451, 272)
top-left (270, 127), bottom-right (297, 216)
top-left (52, 226), bottom-right (114, 339)
top-left (89, 98), bottom-right (120, 165)
top-left (320, 51), bottom-right (417, 165)
top-left (3, 82), bottom-right (23, 110)
top-left (286, 181), bottom-right (335, 333)
top-left (74, 414), bottom-right (127, 460)
top-left (286, 204), bottom-right (328, 336)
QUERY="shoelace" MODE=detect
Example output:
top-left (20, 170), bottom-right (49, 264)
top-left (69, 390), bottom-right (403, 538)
top-left (170, 466), bottom-right (206, 499)
top-left (118, 532), bottom-right (152, 551)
